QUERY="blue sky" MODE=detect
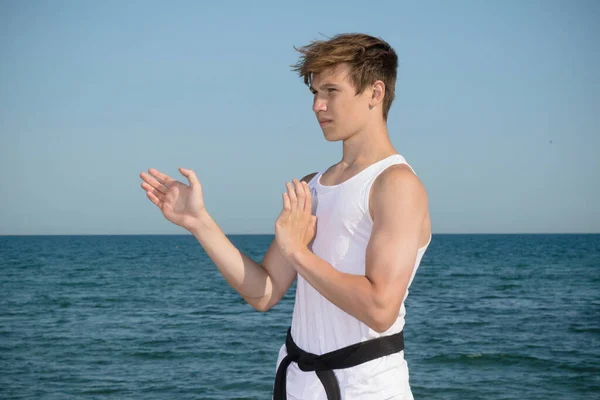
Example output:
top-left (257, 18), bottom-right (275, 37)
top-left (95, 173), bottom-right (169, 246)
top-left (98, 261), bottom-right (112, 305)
top-left (1, 0), bottom-right (598, 235)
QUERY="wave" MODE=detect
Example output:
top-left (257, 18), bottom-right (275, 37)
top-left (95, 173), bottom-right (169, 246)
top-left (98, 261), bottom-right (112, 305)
top-left (423, 352), bottom-right (551, 367)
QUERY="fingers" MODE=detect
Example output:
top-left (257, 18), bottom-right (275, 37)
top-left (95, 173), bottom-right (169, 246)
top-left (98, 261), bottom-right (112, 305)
top-left (303, 181), bottom-right (312, 213)
top-left (286, 182), bottom-right (297, 212)
top-left (293, 179), bottom-right (306, 212)
top-left (179, 167), bottom-right (200, 187)
top-left (140, 170), bottom-right (170, 195)
top-left (282, 192), bottom-right (291, 212)
top-left (146, 190), bottom-right (162, 206)
top-left (140, 172), bottom-right (168, 195)
top-left (141, 181), bottom-right (165, 203)
top-left (148, 168), bottom-right (176, 188)
top-left (283, 179), bottom-right (312, 215)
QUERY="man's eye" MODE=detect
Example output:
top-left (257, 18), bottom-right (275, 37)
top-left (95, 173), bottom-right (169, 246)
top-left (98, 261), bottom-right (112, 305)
top-left (327, 88), bottom-right (336, 93)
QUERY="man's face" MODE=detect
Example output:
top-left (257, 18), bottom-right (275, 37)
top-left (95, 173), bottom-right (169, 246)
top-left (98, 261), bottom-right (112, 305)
top-left (310, 63), bottom-right (372, 141)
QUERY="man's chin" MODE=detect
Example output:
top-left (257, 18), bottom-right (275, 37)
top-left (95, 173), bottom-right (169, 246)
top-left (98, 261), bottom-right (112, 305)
top-left (322, 131), bottom-right (343, 142)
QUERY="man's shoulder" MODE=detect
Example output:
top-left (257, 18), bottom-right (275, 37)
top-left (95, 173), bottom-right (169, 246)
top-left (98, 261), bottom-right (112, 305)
top-left (369, 163), bottom-right (430, 241)
top-left (371, 163), bottom-right (427, 206)
top-left (375, 163), bottom-right (421, 187)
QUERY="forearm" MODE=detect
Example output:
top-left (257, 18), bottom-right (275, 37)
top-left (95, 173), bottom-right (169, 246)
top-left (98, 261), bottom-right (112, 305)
top-left (290, 250), bottom-right (393, 332)
top-left (188, 212), bottom-right (274, 306)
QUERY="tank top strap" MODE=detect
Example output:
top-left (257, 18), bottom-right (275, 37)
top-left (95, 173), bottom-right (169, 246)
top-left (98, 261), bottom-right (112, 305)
top-left (307, 170), bottom-right (323, 187)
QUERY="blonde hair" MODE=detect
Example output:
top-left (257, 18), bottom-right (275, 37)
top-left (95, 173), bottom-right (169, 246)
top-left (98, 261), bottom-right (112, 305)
top-left (292, 33), bottom-right (398, 120)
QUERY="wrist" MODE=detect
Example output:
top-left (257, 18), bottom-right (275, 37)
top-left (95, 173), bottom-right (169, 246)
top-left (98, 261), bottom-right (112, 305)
top-left (187, 209), bottom-right (214, 237)
top-left (289, 246), bottom-right (311, 268)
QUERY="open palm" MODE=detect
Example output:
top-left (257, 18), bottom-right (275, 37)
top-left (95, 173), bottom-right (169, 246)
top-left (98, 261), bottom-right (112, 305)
top-left (140, 167), bottom-right (206, 230)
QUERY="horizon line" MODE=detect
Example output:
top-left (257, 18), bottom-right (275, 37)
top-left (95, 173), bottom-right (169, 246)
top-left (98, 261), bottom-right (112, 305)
top-left (1, 232), bottom-right (599, 237)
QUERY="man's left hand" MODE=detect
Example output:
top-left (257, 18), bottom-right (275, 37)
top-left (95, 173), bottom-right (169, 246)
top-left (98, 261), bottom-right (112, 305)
top-left (275, 179), bottom-right (317, 261)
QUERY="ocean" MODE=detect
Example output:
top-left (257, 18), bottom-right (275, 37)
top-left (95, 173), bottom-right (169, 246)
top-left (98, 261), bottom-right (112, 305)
top-left (1, 234), bottom-right (598, 399)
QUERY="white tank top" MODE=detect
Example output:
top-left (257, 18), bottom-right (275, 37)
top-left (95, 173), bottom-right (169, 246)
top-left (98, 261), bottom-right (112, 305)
top-left (275, 154), bottom-right (431, 400)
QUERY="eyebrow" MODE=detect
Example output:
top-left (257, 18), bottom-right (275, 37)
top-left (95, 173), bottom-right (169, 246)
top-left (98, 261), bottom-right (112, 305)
top-left (309, 83), bottom-right (340, 92)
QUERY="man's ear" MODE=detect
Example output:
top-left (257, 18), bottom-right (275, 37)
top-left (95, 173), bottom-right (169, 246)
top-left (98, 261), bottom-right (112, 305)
top-left (370, 80), bottom-right (385, 107)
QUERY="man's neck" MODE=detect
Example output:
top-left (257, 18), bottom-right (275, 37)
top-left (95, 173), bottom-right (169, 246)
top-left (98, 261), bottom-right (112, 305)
top-left (340, 121), bottom-right (396, 169)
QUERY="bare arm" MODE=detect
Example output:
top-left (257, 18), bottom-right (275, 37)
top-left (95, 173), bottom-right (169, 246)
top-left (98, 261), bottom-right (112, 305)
top-left (188, 214), bottom-right (294, 311)
top-left (281, 165), bottom-right (428, 332)
top-left (140, 167), bottom-right (316, 311)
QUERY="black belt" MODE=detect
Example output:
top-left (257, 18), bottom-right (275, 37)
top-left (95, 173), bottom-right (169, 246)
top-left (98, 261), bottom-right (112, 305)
top-left (273, 328), bottom-right (404, 400)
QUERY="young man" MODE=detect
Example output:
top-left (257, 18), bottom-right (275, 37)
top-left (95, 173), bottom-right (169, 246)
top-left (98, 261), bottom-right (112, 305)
top-left (140, 33), bottom-right (431, 400)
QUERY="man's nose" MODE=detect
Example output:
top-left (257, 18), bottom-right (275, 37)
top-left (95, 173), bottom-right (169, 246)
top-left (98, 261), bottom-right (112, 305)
top-left (313, 98), bottom-right (327, 113)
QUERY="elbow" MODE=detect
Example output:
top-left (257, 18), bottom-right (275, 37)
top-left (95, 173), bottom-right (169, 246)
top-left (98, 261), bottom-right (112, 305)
top-left (368, 317), bottom-right (396, 334)
top-left (367, 289), bottom-right (404, 333)
top-left (254, 302), bottom-right (273, 313)
top-left (367, 306), bottom-right (399, 333)
top-left (245, 294), bottom-right (277, 313)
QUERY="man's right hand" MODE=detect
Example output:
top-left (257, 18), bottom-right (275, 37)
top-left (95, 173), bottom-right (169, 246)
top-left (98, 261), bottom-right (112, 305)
top-left (140, 167), bottom-right (206, 231)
